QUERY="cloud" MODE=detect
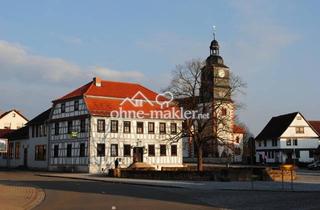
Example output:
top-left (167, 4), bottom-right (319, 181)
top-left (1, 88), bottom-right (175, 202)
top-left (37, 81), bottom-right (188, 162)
top-left (91, 66), bottom-right (145, 81)
top-left (0, 39), bottom-right (145, 118)
top-left (0, 40), bottom-right (83, 85)
top-left (0, 40), bottom-right (145, 86)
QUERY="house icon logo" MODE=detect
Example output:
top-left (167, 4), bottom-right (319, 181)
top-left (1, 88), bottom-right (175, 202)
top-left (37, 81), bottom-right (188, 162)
top-left (120, 91), bottom-right (174, 108)
top-left (120, 91), bottom-right (154, 107)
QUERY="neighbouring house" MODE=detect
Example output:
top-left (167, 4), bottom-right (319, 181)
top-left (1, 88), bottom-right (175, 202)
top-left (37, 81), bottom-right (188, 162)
top-left (255, 112), bottom-right (320, 164)
top-left (48, 77), bottom-right (183, 173)
top-left (0, 109), bottom-right (28, 130)
top-left (0, 109), bottom-right (50, 170)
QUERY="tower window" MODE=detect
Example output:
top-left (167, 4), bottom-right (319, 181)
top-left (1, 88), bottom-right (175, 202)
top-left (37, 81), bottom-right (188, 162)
top-left (221, 108), bottom-right (227, 116)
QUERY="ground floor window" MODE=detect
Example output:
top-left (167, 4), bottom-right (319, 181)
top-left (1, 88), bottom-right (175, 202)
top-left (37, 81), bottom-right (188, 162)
top-left (15, 142), bottom-right (20, 159)
top-left (171, 145), bottom-right (177, 156)
top-left (67, 144), bottom-right (72, 157)
top-left (123, 144), bottom-right (131, 157)
top-left (97, 143), bottom-right (105, 157)
top-left (35, 145), bottom-right (46, 161)
top-left (111, 144), bottom-right (118, 157)
top-left (160, 145), bottom-right (166, 156)
top-left (54, 145), bottom-right (59, 157)
top-left (309, 150), bottom-right (314, 158)
top-left (8, 142), bottom-right (13, 159)
top-left (148, 145), bottom-right (155, 156)
top-left (79, 143), bottom-right (85, 157)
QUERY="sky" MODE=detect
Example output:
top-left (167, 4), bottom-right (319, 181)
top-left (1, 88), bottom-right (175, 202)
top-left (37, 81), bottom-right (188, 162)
top-left (0, 0), bottom-right (319, 135)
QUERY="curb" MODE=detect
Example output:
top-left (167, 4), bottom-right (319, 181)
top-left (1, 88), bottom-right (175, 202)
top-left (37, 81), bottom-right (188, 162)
top-left (35, 174), bottom-right (185, 189)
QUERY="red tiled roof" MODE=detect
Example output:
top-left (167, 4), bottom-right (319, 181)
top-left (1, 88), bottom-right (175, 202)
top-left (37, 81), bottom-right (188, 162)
top-left (85, 97), bottom-right (181, 119)
top-left (54, 82), bottom-right (92, 102)
top-left (54, 78), bottom-right (178, 119)
top-left (309, 121), bottom-right (320, 136)
top-left (233, 125), bottom-right (245, 134)
top-left (54, 79), bottom-right (167, 102)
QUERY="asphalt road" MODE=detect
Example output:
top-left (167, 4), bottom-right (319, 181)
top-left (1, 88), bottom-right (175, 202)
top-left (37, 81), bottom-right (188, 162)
top-left (1, 171), bottom-right (320, 210)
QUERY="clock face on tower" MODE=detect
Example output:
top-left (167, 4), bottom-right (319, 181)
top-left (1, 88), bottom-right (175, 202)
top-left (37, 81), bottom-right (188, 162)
top-left (218, 69), bottom-right (225, 78)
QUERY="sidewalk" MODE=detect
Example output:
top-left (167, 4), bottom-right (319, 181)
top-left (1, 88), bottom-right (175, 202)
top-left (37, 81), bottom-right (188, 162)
top-left (0, 181), bottom-right (45, 210)
top-left (37, 172), bottom-right (320, 192)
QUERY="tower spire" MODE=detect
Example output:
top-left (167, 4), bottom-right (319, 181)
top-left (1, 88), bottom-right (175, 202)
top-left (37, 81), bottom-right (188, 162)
top-left (210, 26), bottom-right (219, 56)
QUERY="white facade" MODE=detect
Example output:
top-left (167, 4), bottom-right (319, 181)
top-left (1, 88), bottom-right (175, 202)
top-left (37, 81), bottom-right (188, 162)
top-left (256, 113), bottom-right (319, 164)
top-left (48, 84), bottom-right (184, 173)
top-left (0, 110), bottom-right (28, 129)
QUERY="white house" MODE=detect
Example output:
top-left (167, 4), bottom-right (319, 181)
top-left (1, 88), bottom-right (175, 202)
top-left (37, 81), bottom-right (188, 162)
top-left (48, 77), bottom-right (184, 173)
top-left (255, 112), bottom-right (320, 164)
top-left (0, 109), bottom-right (50, 170)
top-left (0, 109), bottom-right (28, 130)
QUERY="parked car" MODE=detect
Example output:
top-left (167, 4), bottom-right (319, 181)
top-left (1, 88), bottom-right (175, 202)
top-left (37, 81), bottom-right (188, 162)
top-left (307, 160), bottom-right (320, 170)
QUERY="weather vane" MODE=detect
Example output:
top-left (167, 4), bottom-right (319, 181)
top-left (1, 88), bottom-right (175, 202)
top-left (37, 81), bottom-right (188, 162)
top-left (212, 25), bottom-right (216, 40)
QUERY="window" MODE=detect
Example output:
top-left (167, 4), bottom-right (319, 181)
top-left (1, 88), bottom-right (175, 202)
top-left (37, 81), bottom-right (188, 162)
top-left (221, 108), bottom-right (227, 116)
top-left (160, 145), bottom-right (166, 156)
top-left (123, 121), bottom-right (131, 133)
top-left (97, 119), bottom-right (105, 132)
top-left (171, 145), bottom-right (177, 156)
top-left (258, 141), bottom-right (261, 147)
top-left (286, 139), bottom-right (291, 146)
top-left (111, 144), bottom-right (118, 157)
top-left (35, 145), bottom-right (46, 160)
top-left (97, 144), bottom-right (105, 157)
top-left (80, 119), bottom-right (86, 133)
top-left (54, 145), bottom-right (59, 157)
top-left (263, 139), bottom-right (267, 147)
top-left (124, 144), bottom-right (131, 157)
top-left (8, 142), bottom-right (13, 159)
top-left (137, 122), bottom-right (144, 134)
top-left (296, 127), bottom-right (304, 134)
top-left (61, 103), bottom-right (65, 113)
top-left (15, 142), bottom-right (20, 159)
top-left (272, 139), bottom-right (278, 147)
top-left (67, 144), bottom-right (72, 157)
top-left (32, 126), bottom-right (35, 137)
top-left (74, 100), bottom-right (79, 111)
top-left (295, 150), bottom-right (300, 158)
top-left (55, 122), bottom-right (59, 135)
top-left (148, 122), bottom-right (154, 133)
top-left (309, 150), bottom-right (314, 158)
top-left (159, 123), bottom-right (166, 134)
top-left (293, 139), bottom-right (298, 146)
top-left (171, 123), bottom-right (177, 134)
top-left (79, 143), bottom-right (85, 157)
top-left (67, 121), bottom-right (73, 134)
top-left (148, 145), bottom-right (155, 156)
top-left (111, 120), bottom-right (118, 133)
top-left (236, 137), bottom-right (240, 144)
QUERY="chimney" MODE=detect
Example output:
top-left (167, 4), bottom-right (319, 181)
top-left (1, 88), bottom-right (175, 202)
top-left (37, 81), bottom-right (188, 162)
top-left (93, 77), bottom-right (102, 87)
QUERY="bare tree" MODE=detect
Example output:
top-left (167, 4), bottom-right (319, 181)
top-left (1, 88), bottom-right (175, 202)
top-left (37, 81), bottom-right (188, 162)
top-left (164, 58), bottom-right (246, 171)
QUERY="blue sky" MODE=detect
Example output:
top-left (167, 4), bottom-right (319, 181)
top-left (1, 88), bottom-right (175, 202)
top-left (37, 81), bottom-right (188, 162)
top-left (0, 0), bottom-right (319, 135)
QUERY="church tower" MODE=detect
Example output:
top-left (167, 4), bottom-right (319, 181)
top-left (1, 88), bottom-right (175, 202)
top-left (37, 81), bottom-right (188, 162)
top-left (199, 33), bottom-right (234, 157)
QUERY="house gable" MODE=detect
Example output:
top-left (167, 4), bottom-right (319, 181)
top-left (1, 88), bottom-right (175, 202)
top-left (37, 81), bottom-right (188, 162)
top-left (281, 113), bottom-right (319, 138)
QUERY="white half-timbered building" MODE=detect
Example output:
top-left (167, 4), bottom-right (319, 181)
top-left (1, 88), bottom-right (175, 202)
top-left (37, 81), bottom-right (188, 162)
top-left (49, 77), bottom-right (183, 173)
top-left (255, 112), bottom-right (320, 164)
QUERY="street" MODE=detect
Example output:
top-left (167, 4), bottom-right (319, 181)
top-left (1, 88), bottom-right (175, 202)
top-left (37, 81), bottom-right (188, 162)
top-left (1, 170), bottom-right (320, 210)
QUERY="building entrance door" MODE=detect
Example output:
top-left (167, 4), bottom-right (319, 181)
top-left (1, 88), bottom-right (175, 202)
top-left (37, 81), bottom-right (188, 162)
top-left (133, 147), bottom-right (143, 162)
top-left (23, 148), bottom-right (28, 167)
